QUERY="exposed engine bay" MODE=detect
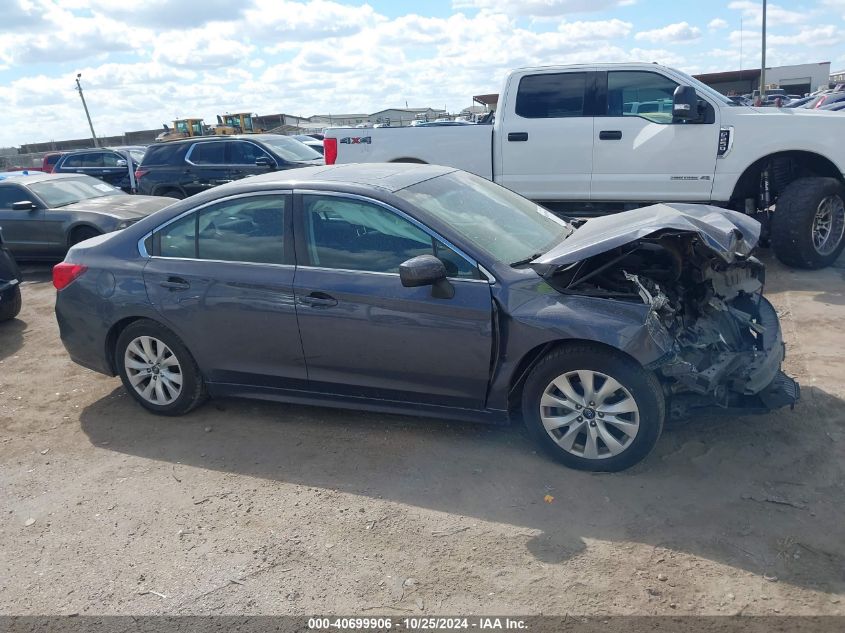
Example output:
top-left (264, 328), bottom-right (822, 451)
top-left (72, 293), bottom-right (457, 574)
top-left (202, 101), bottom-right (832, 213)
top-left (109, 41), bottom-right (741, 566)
top-left (531, 204), bottom-right (800, 417)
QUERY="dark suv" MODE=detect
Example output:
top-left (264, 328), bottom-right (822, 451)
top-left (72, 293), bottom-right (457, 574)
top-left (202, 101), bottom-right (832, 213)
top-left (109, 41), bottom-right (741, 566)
top-left (53, 147), bottom-right (146, 193)
top-left (136, 135), bottom-right (324, 199)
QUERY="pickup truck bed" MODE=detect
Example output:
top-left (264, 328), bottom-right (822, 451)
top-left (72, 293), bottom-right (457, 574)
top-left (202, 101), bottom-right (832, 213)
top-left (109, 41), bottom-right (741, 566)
top-left (326, 125), bottom-right (494, 180)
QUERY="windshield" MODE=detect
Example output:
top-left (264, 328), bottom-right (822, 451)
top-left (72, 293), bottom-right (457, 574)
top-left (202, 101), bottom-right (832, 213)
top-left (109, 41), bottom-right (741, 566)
top-left (28, 175), bottom-right (125, 207)
top-left (672, 69), bottom-right (737, 106)
top-left (257, 136), bottom-right (322, 162)
top-left (396, 170), bottom-right (573, 265)
top-left (128, 149), bottom-right (146, 163)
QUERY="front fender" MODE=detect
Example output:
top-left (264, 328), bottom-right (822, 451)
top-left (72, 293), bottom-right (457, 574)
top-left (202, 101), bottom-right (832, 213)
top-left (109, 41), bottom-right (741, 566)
top-left (487, 281), bottom-right (674, 410)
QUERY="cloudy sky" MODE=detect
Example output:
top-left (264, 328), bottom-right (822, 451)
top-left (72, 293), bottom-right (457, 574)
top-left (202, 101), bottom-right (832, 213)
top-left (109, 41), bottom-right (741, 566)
top-left (1, 0), bottom-right (844, 147)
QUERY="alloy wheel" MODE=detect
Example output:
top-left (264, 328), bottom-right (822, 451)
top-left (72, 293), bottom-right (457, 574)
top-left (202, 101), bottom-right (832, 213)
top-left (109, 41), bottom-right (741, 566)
top-left (124, 336), bottom-right (183, 405)
top-left (812, 194), bottom-right (845, 256)
top-left (540, 370), bottom-right (640, 460)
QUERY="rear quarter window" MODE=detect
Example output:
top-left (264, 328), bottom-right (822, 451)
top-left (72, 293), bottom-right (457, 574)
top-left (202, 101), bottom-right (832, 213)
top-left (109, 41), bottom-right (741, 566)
top-left (140, 144), bottom-right (186, 166)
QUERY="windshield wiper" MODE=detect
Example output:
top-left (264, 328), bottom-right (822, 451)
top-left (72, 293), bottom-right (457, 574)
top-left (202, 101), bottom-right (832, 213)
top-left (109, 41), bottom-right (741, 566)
top-left (510, 252), bottom-right (545, 267)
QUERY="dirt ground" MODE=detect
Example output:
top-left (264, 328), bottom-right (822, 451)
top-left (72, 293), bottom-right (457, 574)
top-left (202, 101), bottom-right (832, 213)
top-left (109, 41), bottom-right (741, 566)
top-left (1, 253), bottom-right (844, 617)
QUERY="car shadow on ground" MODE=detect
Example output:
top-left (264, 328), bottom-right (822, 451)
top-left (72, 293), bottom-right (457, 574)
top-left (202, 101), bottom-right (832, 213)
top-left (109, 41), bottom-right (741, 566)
top-left (0, 317), bottom-right (26, 361)
top-left (80, 384), bottom-right (845, 594)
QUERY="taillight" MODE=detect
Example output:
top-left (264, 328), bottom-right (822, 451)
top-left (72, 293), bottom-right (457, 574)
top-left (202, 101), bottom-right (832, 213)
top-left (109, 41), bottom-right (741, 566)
top-left (135, 168), bottom-right (148, 181)
top-left (324, 138), bottom-right (337, 165)
top-left (53, 263), bottom-right (87, 290)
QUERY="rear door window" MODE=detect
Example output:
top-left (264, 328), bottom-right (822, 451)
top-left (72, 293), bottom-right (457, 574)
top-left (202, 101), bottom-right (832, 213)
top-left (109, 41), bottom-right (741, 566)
top-left (197, 195), bottom-right (286, 264)
top-left (154, 195), bottom-right (288, 265)
top-left (188, 142), bottom-right (226, 165)
top-left (515, 72), bottom-right (587, 118)
top-left (61, 153), bottom-right (97, 168)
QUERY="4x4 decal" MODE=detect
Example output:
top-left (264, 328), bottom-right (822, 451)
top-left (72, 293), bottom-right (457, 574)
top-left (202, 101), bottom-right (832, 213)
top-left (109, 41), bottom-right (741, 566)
top-left (340, 136), bottom-right (372, 145)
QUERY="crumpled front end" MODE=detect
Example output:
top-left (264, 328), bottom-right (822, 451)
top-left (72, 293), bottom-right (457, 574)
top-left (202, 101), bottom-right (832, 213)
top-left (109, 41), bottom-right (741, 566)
top-left (534, 205), bottom-right (800, 418)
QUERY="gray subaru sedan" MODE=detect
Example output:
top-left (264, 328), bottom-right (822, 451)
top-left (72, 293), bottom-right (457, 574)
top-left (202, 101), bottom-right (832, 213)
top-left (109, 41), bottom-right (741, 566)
top-left (53, 164), bottom-right (799, 471)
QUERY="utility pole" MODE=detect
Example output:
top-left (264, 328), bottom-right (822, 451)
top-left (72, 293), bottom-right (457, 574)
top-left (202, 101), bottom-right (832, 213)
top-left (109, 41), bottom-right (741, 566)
top-left (75, 73), bottom-right (99, 147)
top-left (759, 0), bottom-right (767, 99)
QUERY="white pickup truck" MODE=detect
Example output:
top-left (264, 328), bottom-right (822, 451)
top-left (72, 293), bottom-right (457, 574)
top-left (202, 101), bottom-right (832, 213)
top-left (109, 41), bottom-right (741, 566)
top-left (324, 62), bottom-right (845, 269)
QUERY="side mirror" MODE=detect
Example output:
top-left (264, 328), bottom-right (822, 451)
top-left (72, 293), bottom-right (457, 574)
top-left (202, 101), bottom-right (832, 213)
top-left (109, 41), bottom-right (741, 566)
top-left (116, 159), bottom-right (128, 168)
top-left (12, 201), bottom-right (37, 211)
top-left (399, 254), bottom-right (454, 299)
top-left (673, 85), bottom-right (699, 122)
top-left (255, 156), bottom-right (275, 169)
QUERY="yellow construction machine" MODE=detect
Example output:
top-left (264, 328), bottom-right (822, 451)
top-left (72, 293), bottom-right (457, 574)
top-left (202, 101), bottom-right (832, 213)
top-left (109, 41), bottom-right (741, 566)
top-left (212, 113), bottom-right (263, 135)
top-left (156, 118), bottom-right (206, 142)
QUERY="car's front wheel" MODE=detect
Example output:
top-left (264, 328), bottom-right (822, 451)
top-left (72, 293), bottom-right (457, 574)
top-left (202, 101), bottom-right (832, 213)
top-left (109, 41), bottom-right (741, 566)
top-left (521, 343), bottom-right (665, 472)
top-left (116, 319), bottom-right (206, 415)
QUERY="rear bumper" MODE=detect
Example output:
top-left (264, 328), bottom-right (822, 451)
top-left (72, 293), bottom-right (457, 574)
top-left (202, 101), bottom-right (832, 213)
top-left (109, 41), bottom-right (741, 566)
top-left (55, 284), bottom-right (115, 376)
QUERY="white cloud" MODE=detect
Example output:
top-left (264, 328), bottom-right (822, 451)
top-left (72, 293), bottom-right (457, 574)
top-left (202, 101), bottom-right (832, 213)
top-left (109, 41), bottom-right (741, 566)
top-left (708, 18), bottom-right (729, 29)
top-left (153, 27), bottom-right (255, 69)
top-left (728, 1), bottom-right (808, 26)
top-left (452, 0), bottom-right (631, 17)
top-left (768, 24), bottom-right (845, 46)
top-left (635, 22), bottom-right (702, 43)
top-left (58, 0), bottom-right (247, 29)
top-left (558, 19), bottom-right (633, 40)
top-left (244, 0), bottom-right (384, 43)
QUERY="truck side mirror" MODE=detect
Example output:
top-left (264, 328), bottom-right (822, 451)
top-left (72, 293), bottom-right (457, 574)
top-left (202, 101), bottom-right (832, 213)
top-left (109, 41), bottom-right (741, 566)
top-left (673, 85), bottom-right (699, 122)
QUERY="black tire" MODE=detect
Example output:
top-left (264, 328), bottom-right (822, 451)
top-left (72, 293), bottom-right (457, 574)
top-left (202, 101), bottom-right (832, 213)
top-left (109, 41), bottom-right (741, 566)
top-left (771, 177), bottom-right (845, 269)
top-left (521, 343), bottom-right (665, 472)
top-left (160, 188), bottom-right (185, 200)
top-left (115, 319), bottom-right (206, 416)
top-left (0, 286), bottom-right (21, 322)
top-left (69, 226), bottom-right (100, 247)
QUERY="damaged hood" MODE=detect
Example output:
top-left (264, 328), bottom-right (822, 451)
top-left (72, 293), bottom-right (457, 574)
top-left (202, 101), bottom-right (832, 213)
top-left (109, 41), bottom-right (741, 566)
top-left (531, 203), bottom-right (760, 272)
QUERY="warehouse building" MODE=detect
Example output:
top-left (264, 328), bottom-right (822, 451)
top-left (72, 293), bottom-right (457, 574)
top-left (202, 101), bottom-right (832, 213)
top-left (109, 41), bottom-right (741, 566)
top-left (694, 62), bottom-right (831, 96)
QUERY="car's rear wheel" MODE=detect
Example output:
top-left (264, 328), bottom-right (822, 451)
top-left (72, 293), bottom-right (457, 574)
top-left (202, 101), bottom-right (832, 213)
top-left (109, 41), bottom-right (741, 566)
top-left (771, 177), bottom-right (845, 269)
top-left (0, 286), bottom-right (22, 322)
top-left (116, 319), bottom-right (206, 415)
top-left (160, 188), bottom-right (185, 200)
top-left (521, 343), bottom-right (665, 472)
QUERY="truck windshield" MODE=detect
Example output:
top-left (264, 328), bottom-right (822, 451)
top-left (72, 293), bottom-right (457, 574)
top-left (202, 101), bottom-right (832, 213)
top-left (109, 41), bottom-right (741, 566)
top-left (396, 170), bottom-right (573, 266)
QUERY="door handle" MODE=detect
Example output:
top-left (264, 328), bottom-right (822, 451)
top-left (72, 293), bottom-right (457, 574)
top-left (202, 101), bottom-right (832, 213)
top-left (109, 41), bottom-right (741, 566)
top-left (599, 130), bottom-right (623, 140)
top-left (300, 292), bottom-right (338, 308)
top-left (159, 277), bottom-right (190, 291)
top-left (508, 132), bottom-right (528, 142)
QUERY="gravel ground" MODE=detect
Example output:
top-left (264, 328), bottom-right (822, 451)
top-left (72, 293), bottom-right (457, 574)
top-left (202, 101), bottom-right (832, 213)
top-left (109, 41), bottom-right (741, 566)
top-left (1, 254), bottom-right (843, 616)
